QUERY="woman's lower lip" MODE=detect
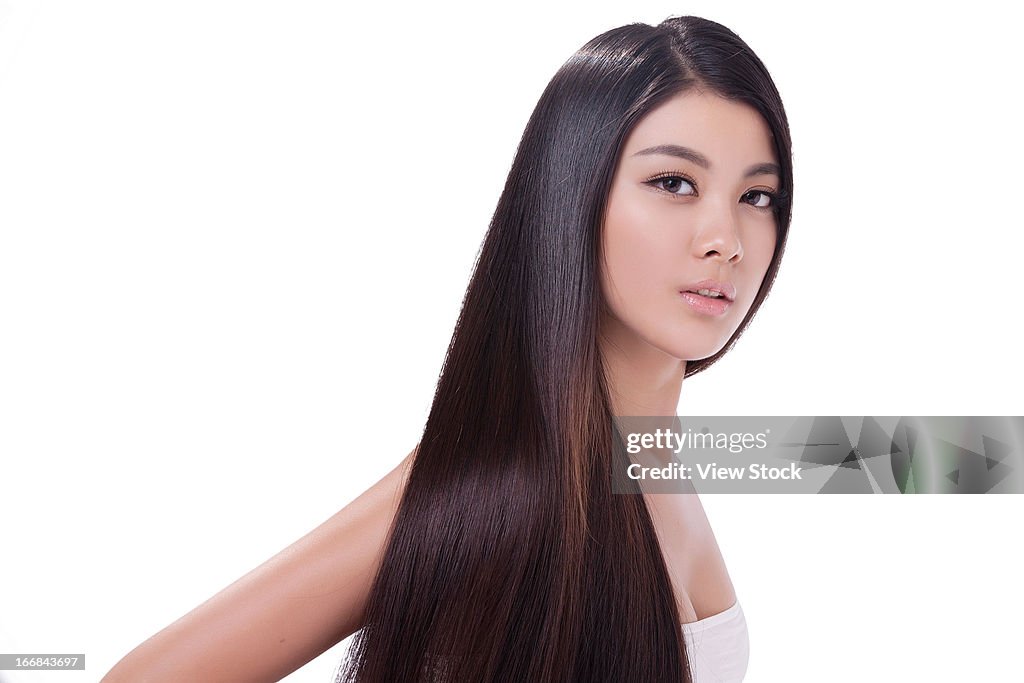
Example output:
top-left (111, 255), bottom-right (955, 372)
top-left (680, 291), bottom-right (731, 316)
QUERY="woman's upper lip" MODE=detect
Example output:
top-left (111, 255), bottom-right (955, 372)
top-left (680, 279), bottom-right (736, 302)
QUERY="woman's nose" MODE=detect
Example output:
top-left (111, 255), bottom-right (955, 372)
top-left (691, 200), bottom-right (743, 263)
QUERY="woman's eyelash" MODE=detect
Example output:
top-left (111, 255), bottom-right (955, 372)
top-left (741, 189), bottom-right (778, 210)
top-left (645, 172), bottom-right (779, 211)
top-left (645, 173), bottom-right (697, 196)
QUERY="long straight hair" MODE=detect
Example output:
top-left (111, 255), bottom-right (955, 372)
top-left (335, 16), bottom-right (793, 682)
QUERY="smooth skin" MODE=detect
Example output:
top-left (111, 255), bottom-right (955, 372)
top-left (102, 90), bottom-right (779, 681)
top-left (100, 448), bottom-right (416, 682)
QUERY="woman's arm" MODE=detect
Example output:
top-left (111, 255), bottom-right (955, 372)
top-left (100, 445), bottom-right (417, 683)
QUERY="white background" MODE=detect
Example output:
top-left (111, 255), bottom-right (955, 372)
top-left (1, 1), bottom-right (1022, 681)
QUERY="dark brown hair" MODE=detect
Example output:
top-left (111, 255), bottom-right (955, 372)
top-left (335, 15), bottom-right (792, 682)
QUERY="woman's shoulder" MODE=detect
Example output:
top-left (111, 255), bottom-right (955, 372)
top-left (101, 444), bottom-right (419, 683)
top-left (644, 491), bottom-right (737, 624)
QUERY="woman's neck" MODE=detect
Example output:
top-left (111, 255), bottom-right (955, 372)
top-left (598, 312), bottom-right (685, 417)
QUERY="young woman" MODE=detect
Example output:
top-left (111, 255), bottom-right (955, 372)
top-left (102, 15), bottom-right (792, 683)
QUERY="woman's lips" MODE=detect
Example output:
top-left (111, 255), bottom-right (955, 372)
top-left (680, 290), bottom-right (731, 316)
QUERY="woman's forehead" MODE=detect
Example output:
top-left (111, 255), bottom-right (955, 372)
top-left (620, 91), bottom-right (778, 172)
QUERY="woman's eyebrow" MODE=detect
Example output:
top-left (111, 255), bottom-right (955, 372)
top-left (632, 144), bottom-right (780, 178)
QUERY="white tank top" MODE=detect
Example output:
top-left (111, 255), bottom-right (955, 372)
top-left (682, 601), bottom-right (749, 682)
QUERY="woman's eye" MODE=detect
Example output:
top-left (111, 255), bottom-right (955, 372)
top-left (652, 176), bottom-right (696, 196)
top-left (742, 190), bottom-right (774, 208)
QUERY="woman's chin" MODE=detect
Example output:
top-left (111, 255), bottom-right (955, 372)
top-left (654, 338), bottom-right (730, 364)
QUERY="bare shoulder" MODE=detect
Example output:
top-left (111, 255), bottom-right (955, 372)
top-left (101, 444), bottom-right (418, 683)
top-left (644, 491), bottom-right (737, 623)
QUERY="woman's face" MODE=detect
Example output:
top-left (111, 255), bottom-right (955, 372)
top-left (599, 90), bottom-right (780, 365)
